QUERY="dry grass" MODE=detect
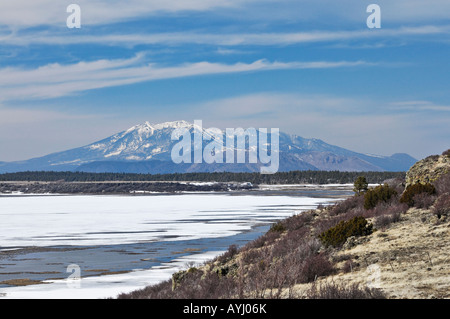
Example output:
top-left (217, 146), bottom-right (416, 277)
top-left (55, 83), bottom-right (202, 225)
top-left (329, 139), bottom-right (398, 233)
top-left (292, 208), bottom-right (450, 299)
top-left (0, 278), bottom-right (45, 286)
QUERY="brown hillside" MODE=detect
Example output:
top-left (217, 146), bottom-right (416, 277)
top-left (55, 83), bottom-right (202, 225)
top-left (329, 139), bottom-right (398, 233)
top-left (118, 152), bottom-right (450, 299)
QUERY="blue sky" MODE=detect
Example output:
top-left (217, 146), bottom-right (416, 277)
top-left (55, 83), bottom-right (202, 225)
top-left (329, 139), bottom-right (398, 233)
top-left (0, 0), bottom-right (449, 161)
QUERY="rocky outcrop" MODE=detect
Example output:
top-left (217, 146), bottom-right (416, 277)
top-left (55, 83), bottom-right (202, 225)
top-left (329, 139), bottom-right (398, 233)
top-left (405, 151), bottom-right (450, 188)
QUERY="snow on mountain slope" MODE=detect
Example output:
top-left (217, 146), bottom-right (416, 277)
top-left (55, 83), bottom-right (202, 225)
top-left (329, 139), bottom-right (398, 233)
top-left (0, 121), bottom-right (417, 173)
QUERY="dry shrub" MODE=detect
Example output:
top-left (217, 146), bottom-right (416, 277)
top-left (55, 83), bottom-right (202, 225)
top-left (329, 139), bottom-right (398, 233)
top-left (434, 172), bottom-right (450, 195)
top-left (432, 193), bottom-right (450, 219)
top-left (242, 228), bottom-right (281, 251)
top-left (214, 244), bottom-right (239, 264)
top-left (330, 195), bottom-right (365, 216)
top-left (313, 216), bottom-right (339, 237)
top-left (269, 221), bottom-right (286, 233)
top-left (299, 253), bottom-right (334, 283)
top-left (284, 211), bottom-right (314, 231)
top-left (117, 279), bottom-right (173, 299)
top-left (241, 247), bottom-right (262, 265)
top-left (368, 200), bottom-right (407, 216)
top-left (413, 192), bottom-right (436, 209)
top-left (371, 201), bottom-right (407, 229)
top-left (174, 268), bottom-right (240, 299)
top-left (305, 281), bottom-right (386, 299)
top-left (382, 177), bottom-right (405, 194)
top-left (374, 212), bottom-right (401, 229)
top-left (276, 227), bottom-right (310, 254)
top-left (296, 238), bottom-right (322, 260)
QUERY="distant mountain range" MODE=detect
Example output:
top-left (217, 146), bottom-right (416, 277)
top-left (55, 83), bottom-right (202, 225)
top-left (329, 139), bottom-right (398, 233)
top-left (0, 120), bottom-right (417, 174)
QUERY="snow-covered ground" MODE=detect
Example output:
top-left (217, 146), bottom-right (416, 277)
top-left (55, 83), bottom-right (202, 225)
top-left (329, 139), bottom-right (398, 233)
top-left (0, 191), bottom-right (343, 299)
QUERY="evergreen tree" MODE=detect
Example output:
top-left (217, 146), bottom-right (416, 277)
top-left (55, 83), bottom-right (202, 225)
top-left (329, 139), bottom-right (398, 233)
top-left (353, 176), bottom-right (369, 195)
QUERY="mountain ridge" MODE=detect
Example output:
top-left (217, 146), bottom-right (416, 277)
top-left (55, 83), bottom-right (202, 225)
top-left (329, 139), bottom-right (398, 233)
top-left (0, 120), bottom-right (417, 173)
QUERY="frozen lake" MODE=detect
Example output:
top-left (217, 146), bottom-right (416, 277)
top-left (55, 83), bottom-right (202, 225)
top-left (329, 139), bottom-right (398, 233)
top-left (0, 185), bottom-right (352, 299)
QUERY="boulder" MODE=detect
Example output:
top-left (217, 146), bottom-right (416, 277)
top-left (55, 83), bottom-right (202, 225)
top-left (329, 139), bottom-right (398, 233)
top-left (405, 152), bottom-right (450, 188)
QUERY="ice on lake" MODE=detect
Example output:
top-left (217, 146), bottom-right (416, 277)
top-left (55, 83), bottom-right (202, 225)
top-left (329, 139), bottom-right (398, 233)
top-left (0, 193), bottom-right (332, 248)
top-left (0, 188), bottom-right (349, 299)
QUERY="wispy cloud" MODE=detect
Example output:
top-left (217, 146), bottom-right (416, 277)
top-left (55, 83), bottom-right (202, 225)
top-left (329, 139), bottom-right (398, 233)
top-left (4, 25), bottom-right (450, 47)
top-left (0, 0), bottom-right (253, 28)
top-left (2, 0), bottom-right (450, 29)
top-left (390, 100), bottom-right (450, 112)
top-left (0, 55), bottom-right (372, 101)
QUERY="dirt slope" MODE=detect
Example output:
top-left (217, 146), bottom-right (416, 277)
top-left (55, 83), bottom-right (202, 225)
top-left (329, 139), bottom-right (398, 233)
top-left (292, 207), bottom-right (450, 299)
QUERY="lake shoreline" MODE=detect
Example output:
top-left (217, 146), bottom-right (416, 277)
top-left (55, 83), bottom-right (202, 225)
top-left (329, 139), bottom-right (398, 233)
top-left (0, 224), bottom-right (272, 289)
top-left (0, 184), bottom-right (353, 298)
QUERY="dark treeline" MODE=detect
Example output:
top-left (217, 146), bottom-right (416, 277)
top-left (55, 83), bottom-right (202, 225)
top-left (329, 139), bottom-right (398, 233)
top-left (0, 181), bottom-right (254, 195)
top-left (0, 170), bottom-right (405, 185)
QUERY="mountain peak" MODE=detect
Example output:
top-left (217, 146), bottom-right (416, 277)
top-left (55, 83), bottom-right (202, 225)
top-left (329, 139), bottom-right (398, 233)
top-left (0, 120), bottom-right (417, 173)
top-left (152, 120), bottom-right (192, 130)
top-left (124, 120), bottom-right (192, 134)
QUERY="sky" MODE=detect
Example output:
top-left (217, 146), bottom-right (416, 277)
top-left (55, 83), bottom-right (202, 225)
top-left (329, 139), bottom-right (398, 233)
top-left (0, 0), bottom-right (449, 162)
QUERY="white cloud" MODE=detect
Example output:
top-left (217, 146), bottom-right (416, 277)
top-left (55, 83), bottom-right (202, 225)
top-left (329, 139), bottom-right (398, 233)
top-left (2, 0), bottom-right (450, 29)
top-left (0, 55), bottom-right (372, 101)
top-left (390, 100), bottom-right (450, 112)
top-left (4, 25), bottom-right (449, 47)
top-left (0, 0), bottom-right (253, 28)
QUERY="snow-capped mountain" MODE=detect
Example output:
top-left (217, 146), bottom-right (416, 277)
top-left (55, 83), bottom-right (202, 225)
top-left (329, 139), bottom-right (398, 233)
top-left (0, 120), bottom-right (417, 173)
